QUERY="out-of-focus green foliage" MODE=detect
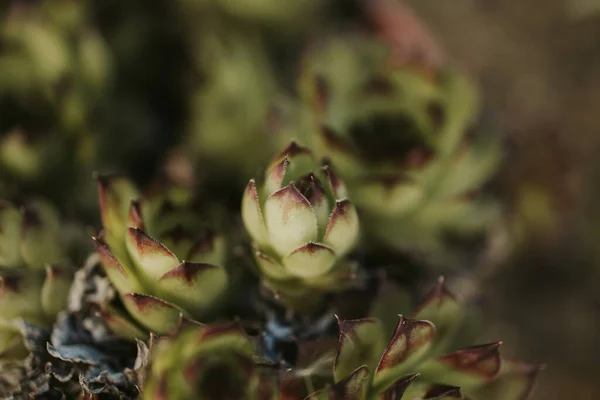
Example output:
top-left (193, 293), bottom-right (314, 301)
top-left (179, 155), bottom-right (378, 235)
top-left (0, 200), bottom-right (79, 363)
top-left (0, 0), bottom-right (111, 214)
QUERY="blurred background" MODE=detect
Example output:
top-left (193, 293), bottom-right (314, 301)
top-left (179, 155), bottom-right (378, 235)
top-left (405, 1), bottom-right (600, 398)
top-left (1, 0), bottom-right (600, 398)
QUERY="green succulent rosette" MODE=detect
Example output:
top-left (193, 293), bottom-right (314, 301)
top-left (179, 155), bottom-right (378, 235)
top-left (296, 35), bottom-right (502, 257)
top-left (0, 1), bottom-right (111, 207)
top-left (142, 323), bottom-right (277, 400)
top-left (0, 200), bottom-right (73, 362)
top-left (93, 176), bottom-right (229, 338)
top-left (305, 280), bottom-right (540, 400)
top-left (242, 142), bottom-right (361, 311)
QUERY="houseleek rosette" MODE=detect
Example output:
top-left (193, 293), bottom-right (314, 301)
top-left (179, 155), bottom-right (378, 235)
top-left (299, 35), bottom-right (502, 256)
top-left (242, 142), bottom-right (360, 311)
top-left (93, 176), bottom-right (229, 338)
top-left (306, 280), bottom-right (540, 399)
top-left (143, 323), bottom-right (277, 400)
top-left (0, 200), bottom-right (72, 362)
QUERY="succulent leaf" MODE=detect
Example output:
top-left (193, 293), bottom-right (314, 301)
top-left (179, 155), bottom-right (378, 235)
top-left (122, 293), bottom-right (183, 335)
top-left (373, 316), bottom-right (436, 392)
top-left (264, 184), bottom-right (319, 255)
top-left (334, 317), bottom-right (387, 382)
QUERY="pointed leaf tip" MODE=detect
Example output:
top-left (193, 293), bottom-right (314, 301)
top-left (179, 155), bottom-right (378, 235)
top-left (265, 156), bottom-right (290, 194)
top-left (374, 316), bottom-right (435, 390)
top-left (382, 373), bottom-right (420, 398)
top-left (330, 365), bottom-right (370, 400)
top-left (423, 384), bottom-right (462, 399)
top-left (128, 200), bottom-right (145, 230)
top-left (324, 199), bottom-right (359, 256)
top-left (126, 227), bottom-right (179, 280)
top-left (283, 242), bottom-right (336, 279)
top-left (274, 141), bottom-right (313, 161)
top-left (241, 179), bottom-right (269, 246)
top-left (159, 261), bottom-right (219, 285)
top-left (334, 317), bottom-right (386, 383)
top-left (436, 342), bottom-right (503, 379)
top-left (92, 236), bottom-right (126, 276)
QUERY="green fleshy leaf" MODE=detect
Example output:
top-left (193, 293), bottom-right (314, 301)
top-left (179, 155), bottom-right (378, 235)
top-left (402, 382), bottom-right (463, 399)
top-left (283, 242), bottom-right (336, 279)
top-left (379, 373), bottom-right (420, 399)
top-left (330, 365), bottom-right (370, 400)
top-left (373, 316), bottom-right (435, 393)
top-left (419, 343), bottom-right (502, 391)
top-left (333, 317), bottom-right (386, 383)
top-left (93, 236), bottom-right (143, 294)
top-left (157, 262), bottom-right (228, 319)
top-left (125, 227), bottom-right (180, 281)
top-left (122, 293), bottom-right (183, 335)
top-left (40, 265), bottom-right (72, 319)
top-left (99, 303), bottom-right (149, 341)
top-left (242, 179), bottom-right (270, 247)
top-left (275, 142), bottom-right (316, 188)
top-left (254, 249), bottom-right (294, 281)
top-left (323, 200), bottom-right (360, 257)
top-left (469, 359), bottom-right (541, 400)
top-left (264, 184), bottom-right (318, 255)
top-left (412, 277), bottom-right (463, 355)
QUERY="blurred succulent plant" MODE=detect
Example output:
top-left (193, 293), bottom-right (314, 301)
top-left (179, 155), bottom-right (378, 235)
top-left (0, 200), bottom-right (73, 363)
top-left (214, 0), bottom-right (325, 33)
top-left (143, 323), bottom-right (277, 400)
top-left (0, 0), bottom-right (112, 211)
top-left (182, 11), bottom-right (278, 189)
top-left (294, 34), bottom-right (502, 260)
top-left (242, 142), bottom-right (361, 312)
top-left (304, 279), bottom-right (540, 399)
top-left (93, 176), bottom-right (230, 338)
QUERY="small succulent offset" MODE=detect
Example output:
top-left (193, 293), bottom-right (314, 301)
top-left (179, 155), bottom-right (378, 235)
top-left (142, 323), bottom-right (277, 400)
top-left (297, 35), bottom-right (502, 258)
top-left (242, 142), bottom-right (361, 311)
top-left (0, 200), bottom-right (72, 362)
top-left (93, 176), bottom-right (229, 338)
top-left (306, 280), bottom-right (540, 400)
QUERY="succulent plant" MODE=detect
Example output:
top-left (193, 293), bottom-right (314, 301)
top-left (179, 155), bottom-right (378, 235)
top-left (304, 279), bottom-right (540, 400)
top-left (295, 34), bottom-right (502, 259)
top-left (92, 176), bottom-right (229, 338)
top-left (242, 142), bottom-right (361, 312)
top-left (142, 323), bottom-right (277, 400)
top-left (0, 200), bottom-right (73, 363)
